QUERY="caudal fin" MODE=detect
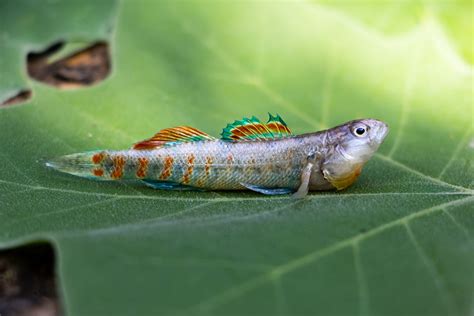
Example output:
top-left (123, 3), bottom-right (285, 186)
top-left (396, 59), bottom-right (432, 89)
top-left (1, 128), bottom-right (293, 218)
top-left (46, 151), bottom-right (109, 180)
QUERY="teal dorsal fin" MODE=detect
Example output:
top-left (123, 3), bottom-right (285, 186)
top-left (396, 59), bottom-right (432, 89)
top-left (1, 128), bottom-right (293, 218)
top-left (221, 113), bottom-right (293, 141)
top-left (266, 113), bottom-right (292, 137)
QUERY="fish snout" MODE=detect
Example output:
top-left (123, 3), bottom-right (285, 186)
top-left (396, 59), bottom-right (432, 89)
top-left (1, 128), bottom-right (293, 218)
top-left (372, 121), bottom-right (389, 144)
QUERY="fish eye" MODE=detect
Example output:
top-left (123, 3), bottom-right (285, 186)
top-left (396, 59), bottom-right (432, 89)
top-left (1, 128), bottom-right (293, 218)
top-left (352, 125), bottom-right (368, 137)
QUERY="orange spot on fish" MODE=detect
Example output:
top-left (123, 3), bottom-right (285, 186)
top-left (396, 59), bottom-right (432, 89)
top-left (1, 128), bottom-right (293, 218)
top-left (110, 155), bottom-right (126, 179)
top-left (159, 156), bottom-right (174, 180)
top-left (93, 168), bottom-right (104, 177)
top-left (227, 154), bottom-right (234, 164)
top-left (92, 152), bottom-right (104, 164)
top-left (136, 157), bottom-right (149, 178)
top-left (205, 156), bottom-right (213, 175)
top-left (182, 154), bottom-right (195, 184)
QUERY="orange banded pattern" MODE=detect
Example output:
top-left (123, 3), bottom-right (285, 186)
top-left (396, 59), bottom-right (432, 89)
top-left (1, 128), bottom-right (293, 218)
top-left (92, 152), bottom-right (105, 164)
top-left (205, 156), bottom-right (213, 176)
top-left (93, 168), bottom-right (104, 177)
top-left (110, 155), bottom-right (126, 179)
top-left (159, 156), bottom-right (174, 180)
top-left (136, 157), bottom-right (149, 178)
top-left (182, 154), bottom-right (195, 184)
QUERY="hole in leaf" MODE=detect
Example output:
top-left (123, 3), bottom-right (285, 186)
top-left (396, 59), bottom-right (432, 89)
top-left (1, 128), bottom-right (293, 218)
top-left (27, 40), bottom-right (111, 89)
top-left (0, 243), bottom-right (62, 316)
top-left (0, 90), bottom-right (33, 107)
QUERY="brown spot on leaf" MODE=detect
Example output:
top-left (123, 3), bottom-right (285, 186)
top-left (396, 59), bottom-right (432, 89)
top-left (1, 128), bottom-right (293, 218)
top-left (27, 41), bottom-right (111, 89)
top-left (0, 90), bottom-right (32, 107)
top-left (0, 243), bottom-right (62, 316)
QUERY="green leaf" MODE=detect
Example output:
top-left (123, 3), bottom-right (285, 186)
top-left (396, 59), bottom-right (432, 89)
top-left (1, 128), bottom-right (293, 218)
top-left (0, 0), bottom-right (118, 101)
top-left (1, 1), bottom-right (473, 316)
top-left (314, 0), bottom-right (474, 65)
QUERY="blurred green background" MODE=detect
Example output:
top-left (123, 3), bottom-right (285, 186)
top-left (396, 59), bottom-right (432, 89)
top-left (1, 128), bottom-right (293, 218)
top-left (0, 1), bottom-right (472, 315)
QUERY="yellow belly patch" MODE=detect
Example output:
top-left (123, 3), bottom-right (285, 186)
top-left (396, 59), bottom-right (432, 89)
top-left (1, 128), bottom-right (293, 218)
top-left (323, 164), bottom-right (363, 190)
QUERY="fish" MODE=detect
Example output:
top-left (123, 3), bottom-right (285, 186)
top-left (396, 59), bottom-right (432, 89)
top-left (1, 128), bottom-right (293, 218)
top-left (46, 114), bottom-right (389, 197)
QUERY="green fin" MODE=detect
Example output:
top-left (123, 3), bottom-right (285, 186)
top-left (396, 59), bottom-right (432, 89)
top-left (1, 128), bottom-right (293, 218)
top-left (133, 126), bottom-right (215, 150)
top-left (221, 113), bottom-right (292, 141)
top-left (266, 113), bottom-right (292, 137)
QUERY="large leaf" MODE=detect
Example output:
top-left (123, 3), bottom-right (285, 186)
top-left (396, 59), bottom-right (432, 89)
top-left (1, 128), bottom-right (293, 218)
top-left (0, 0), bottom-right (118, 101)
top-left (1, 1), bottom-right (473, 315)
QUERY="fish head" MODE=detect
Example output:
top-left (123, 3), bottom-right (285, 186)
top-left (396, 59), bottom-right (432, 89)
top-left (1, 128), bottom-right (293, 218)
top-left (320, 119), bottom-right (389, 190)
top-left (335, 118), bottom-right (389, 163)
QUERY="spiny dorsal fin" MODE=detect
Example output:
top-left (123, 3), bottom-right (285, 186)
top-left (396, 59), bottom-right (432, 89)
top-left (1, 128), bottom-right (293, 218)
top-left (266, 113), bottom-right (292, 137)
top-left (221, 113), bottom-right (292, 141)
top-left (133, 126), bottom-right (215, 150)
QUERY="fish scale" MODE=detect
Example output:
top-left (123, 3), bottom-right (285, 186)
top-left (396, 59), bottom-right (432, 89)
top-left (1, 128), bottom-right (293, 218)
top-left (47, 114), bottom-right (389, 196)
top-left (96, 139), bottom-right (307, 189)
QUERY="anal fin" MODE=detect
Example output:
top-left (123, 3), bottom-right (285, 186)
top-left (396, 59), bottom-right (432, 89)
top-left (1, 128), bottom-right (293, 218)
top-left (142, 180), bottom-right (203, 191)
top-left (240, 183), bottom-right (293, 195)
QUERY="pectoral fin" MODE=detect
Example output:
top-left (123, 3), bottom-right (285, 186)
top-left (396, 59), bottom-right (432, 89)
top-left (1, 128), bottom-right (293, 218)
top-left (292, 162), bottom-right (314, 199)
top-left (293, 151), bottom-right (322, 198)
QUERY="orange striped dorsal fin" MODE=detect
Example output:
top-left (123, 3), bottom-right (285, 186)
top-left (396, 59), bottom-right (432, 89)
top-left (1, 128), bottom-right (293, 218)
top-left (133, 126), bottom-right (215, 150)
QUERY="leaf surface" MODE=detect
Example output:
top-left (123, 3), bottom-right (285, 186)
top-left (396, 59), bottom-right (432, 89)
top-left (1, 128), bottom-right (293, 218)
top-left (0, 1), bottom-right (473, 315)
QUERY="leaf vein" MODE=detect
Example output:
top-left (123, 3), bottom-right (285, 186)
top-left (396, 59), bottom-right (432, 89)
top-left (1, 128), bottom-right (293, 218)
top-left (191, 196), bottom-right (473, 312)
top-left (353, 243), bottom-right (370, 316)
top-left (404, 222), bottom-right (457, 314)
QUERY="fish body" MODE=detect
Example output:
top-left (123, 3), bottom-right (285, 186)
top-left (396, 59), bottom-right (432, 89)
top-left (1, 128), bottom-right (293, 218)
top-left (47, 115), bottom-right (389, 196)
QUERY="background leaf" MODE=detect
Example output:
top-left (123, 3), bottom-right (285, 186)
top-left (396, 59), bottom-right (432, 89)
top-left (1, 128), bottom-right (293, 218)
top-left (0, 0), bottom-right (118, 101)
top-left (0, 1), bottom-right (473, 315)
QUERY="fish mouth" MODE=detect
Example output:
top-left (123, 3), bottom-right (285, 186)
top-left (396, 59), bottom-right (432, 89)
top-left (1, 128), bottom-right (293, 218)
top-left (373, 122), bottom-right (389, 144)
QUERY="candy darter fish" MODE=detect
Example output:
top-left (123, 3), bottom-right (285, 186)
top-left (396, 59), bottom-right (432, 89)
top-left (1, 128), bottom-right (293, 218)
top-left (47, 114), bottom-right (389, 197)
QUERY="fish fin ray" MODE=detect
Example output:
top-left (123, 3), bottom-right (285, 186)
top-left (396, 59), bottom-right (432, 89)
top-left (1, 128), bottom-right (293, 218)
top-left (240, 183), bottom-right (293, 195)
top-left (221, 114), bottom-right (292, 141)
top-left (266, 113), bottom-right (292, 137)
top-left (142, 180), bottom-right (204, 191)
top-left (133, 126), bottom-right (215, 150)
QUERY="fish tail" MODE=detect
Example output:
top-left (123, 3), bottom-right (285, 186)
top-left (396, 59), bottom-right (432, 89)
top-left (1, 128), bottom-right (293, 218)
top-left (46, 150), bottom-right (114, 180)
